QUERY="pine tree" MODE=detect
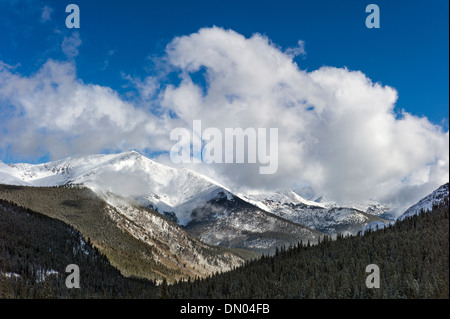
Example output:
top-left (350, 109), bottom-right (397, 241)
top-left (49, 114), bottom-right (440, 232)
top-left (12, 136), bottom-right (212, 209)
top-left (0, 270), bottom-right (10, 299)
top-left (43, 277), bottom-right (53, 299)
top-left (159, 278), bottom-right (169, 299)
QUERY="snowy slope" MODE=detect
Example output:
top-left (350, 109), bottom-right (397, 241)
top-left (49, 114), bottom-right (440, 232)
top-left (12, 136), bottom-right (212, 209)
top-left (242, 190), bottom-right (389, 236)
top-left (360, 183), bottom-right (449, 234)
top-left (327, 199), bottom-right (392, 218)
top-left (0, 152), bottom-right (324, 253)
top-left (245, 190), bottom-right (392, 218)
top-left (398, 183), bottom-right (449, 221)
top-left (101, 192), bottom-right (244, 276)
top-left (183, 190), bottom-right (323, 254)
top-left (242, 190), bottom-right (327, 211)
top-left (3, 151), bottom-right (229, 225)
top-left (0, 151), bottom-right (394, 246)
top-left (0, 161), bottom-right (29, 186)
top-left (0, 182), bottom-right (244, 280)
top-left (360, 220), bottom-right (391, 235)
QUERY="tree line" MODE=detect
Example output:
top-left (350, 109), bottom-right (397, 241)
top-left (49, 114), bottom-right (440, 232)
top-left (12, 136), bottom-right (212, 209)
top-left (1, 196), bottom-right (448, 299)
top-left (0, 199), bottom-right (158, 298)
top-left (169, 200), bottom-right (449, 299)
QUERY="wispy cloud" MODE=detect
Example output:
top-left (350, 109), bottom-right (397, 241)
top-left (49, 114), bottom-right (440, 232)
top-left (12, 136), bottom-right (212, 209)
top-left (0, 59), bottom-right (170, 160)
top-left (62, 32), bottom-right (82, 59)
top-left (101, 49), bottom-right (116, 70)
top-left (285, 40), bottom-right (306, 58)
top-left (40, 5), bottom-right (53, 23)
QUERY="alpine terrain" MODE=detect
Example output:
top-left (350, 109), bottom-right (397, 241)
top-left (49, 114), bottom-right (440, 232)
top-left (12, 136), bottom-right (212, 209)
top-left (0, 151), bottom-right (448, 291)
top-left (0, 151), bottom-right (391, 254)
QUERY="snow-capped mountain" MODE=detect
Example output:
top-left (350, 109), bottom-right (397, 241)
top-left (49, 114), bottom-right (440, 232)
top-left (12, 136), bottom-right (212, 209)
top-left (0, 183), bottom-right (244, 281)
top-left (326, 199), bottom-right (393, 219)
top-left (2, 151), bottom-right (229, 225)
top-left (182, 190), bottom-right (323, 254)
top-left (0, 151), bottom-right (390, 252)
top-left (0, 152), bottom-right (321, 253)
top-left (398, 183), bottom-right (449, 221)
top-left (242, 190), bottom-right (390, 236)
top-left (0, 160), bottom-right (28, 186)
top-left (361, 182), bottom-right (449, 234)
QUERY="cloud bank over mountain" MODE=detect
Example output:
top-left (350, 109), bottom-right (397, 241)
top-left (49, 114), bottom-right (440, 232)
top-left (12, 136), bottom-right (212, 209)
top-left (0, 27), bottom-right (448, 213)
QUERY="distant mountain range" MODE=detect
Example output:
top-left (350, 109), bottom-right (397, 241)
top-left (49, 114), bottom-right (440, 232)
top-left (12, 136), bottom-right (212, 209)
top-left (0, 151), bottom-right (393, 250)
top-left (0, 151), bottom-right (447, 260)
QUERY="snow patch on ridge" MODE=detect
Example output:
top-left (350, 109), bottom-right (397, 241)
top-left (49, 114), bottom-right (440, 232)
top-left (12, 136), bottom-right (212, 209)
top-left (398, 183), bottom-right (449, 221)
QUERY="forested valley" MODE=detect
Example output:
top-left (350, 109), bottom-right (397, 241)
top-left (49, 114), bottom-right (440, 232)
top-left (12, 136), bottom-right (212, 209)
top-left (169, 201), bottom-right (449, 299)
top-left (1, 197), bottom-right (448, 299)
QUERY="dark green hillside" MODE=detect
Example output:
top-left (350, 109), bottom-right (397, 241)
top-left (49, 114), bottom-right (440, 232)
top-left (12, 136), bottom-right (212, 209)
top-left (0, 199), bottom-right (157, 298)
top-left (0, 184), bottom-right (252, 283)
top-left (0, 184), bottom-right (186, 281)
top-left (2, 182), bottom-right (447, 299)
top-left (170, 201), bottom-right (449, 299)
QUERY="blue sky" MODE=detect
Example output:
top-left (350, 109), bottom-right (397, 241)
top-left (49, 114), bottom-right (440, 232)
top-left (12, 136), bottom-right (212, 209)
top-left (0, 0), bottom-right (448, 207)
top-left (1, 0), bottom-right (448, 129)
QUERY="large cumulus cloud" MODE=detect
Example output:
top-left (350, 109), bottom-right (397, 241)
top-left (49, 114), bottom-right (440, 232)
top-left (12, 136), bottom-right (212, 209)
top-left (159, 27), bottom-right (448, 210)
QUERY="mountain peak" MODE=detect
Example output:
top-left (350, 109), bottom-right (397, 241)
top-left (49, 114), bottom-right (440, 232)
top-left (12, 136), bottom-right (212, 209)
top-left (111, 150), bottom-right (143, 161)
top-left (398, 182), bottom-right (449, 221)
top-left (124, 150), bottom-right (142, 156)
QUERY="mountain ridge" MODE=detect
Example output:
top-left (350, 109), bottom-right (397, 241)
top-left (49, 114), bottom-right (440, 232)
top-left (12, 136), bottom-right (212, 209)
top-left (0, 184), bottom-right (246, 282)
top-left (0, 152), bottom-right (328, 254)
top-left (0, 151), bottom-right (404, 252)
top-left (398, 183), bottom-right (449, 221)
top-left (1, 151), bottom-right (448, 280)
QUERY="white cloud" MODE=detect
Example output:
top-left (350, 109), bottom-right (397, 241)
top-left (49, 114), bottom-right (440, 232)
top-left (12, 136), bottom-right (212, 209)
top-left (0, 59), bottom-right (171, 159)
top-left (285, 40), bottom-right (306, 58)
top-left (40, 5), bottom-right (53, 23)
top-left (101, 49), bottom-right (116, 70)
top-left (158, 27), bottom-right (449, 213)
top-left (62, 32), bottom-right (82, 59)
top-left (0, 27), bottom-right (448, 214)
